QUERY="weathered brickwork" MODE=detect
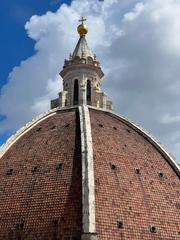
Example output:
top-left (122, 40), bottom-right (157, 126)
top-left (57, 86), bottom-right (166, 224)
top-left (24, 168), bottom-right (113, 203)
top-left (0, 107), bottom-right (179, 240)
top-left (0, 109), bottom-right (82, 240)
top-left (90, 109), bottom-right (180, 240)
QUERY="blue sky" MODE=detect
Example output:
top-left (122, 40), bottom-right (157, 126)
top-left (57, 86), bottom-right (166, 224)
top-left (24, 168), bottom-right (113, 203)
top-left (0, 0), bottom-right (71, 88)
top-left (0, 0), bottom-right (71, 144)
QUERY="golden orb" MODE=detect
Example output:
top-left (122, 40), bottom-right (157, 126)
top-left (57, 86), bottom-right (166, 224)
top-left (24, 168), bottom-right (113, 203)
top-left (77, 24), bottom-right (88, 37)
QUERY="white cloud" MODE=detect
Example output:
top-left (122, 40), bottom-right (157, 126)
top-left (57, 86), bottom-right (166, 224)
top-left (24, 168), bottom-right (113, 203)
top-left (161, 114), bottom-right (180, 124)
top-left (0, 0), bottom-right (180, 162)
top-left (124, 2), bottom-right (145, 21)
top-left (173, 143), bottom-right (180, 160)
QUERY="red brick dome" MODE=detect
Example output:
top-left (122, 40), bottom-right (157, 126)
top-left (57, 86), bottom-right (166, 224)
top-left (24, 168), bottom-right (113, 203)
top-left (0, 106), bottom-right (179, 240)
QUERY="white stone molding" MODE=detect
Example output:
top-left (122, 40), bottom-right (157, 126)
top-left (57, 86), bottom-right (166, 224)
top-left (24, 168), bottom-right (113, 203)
top-left (88, 106), bottom-right (180, 177)
top-left (79, 105), bottom-right (96, 235)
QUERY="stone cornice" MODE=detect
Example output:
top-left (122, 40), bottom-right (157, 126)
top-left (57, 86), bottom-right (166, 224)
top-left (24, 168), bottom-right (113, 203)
top-left (60, 63), bottom-right (104, 79)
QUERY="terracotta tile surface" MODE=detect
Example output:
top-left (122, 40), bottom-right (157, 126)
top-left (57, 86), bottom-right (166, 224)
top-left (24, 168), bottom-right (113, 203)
top-left (0, 109), bottom-right (82, 240)
top-left (0, 107), bottom-right (179, 240)
top-left (90, 109), bottom-right (180, 240)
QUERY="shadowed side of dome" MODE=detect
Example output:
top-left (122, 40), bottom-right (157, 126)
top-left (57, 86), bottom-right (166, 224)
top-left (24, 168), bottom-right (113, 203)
top-left (89, 108), bottom-right (180, 240)
top-left (0, 108), bottom-right (82, 239)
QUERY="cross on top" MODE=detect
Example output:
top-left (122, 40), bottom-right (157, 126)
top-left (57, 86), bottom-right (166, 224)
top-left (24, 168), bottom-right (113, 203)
top-left (79, 16), bottom-right (87, 25)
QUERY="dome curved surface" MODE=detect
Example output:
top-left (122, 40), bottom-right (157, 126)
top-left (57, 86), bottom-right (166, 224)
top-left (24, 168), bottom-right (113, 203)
top-left (0, 106), bottom-right (179, 240)
top-left (0, 108), bottom-right (82, 239)
top-left (89, 108), bottom-right (180, 239)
